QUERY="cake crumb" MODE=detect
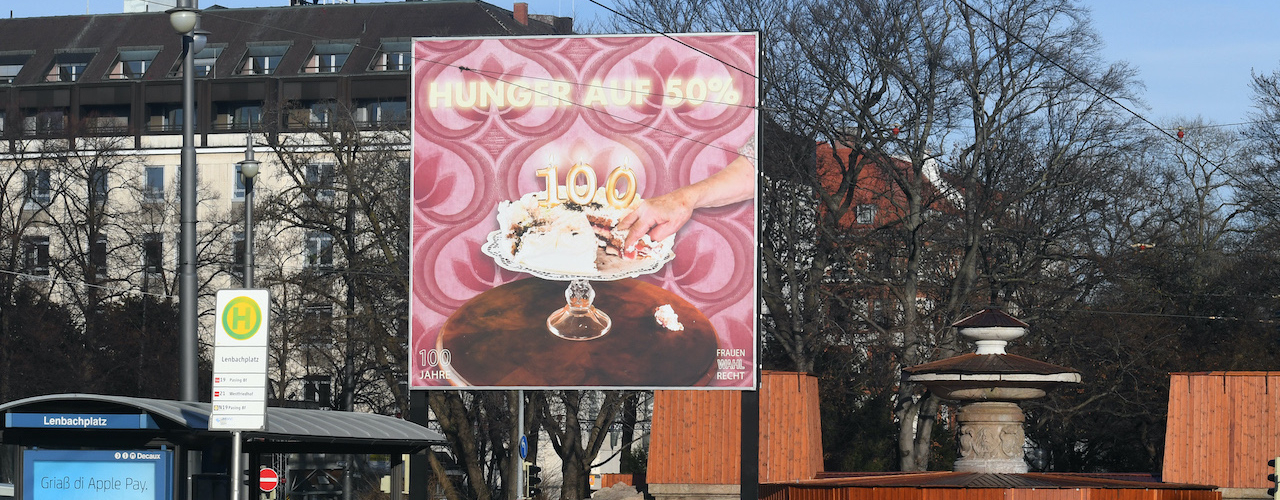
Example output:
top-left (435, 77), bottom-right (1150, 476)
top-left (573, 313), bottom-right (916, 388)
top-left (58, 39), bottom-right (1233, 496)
top-left (654, 304), bottom-right (684, 331)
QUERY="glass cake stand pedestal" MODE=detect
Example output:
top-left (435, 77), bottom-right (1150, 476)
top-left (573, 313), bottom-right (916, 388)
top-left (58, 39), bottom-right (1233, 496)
top-left (483, 231), bottom-right (675, 342)
top-left (547, 278), bottom-right (611, 341)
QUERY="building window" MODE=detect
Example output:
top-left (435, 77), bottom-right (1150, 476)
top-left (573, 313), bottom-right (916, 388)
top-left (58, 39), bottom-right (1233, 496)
top-left (310, 101), bottom-right (338, 126)
top-left (302, 374), bottom-right (332, 407)
top-left (89, 168), bottom-right (108, 208)
top-left (22, 236), bottom-right (50, 276)
top-left (22, 110), bottom-right (66, 136)
top-left (234, 105), bottom-right (262, 130)
top-left (856, 204), bottom-right (877, 225)
top-left (302, 304), bottom-right (335, 350)
top-left (305, 231), bottom-right (334, 270)
top-left (24, 169), bottom-right (51, 209)
top-left (306, 163), bottom-right (336, 201)
top-left (172, 45), bottom-right (225, 78)
top-left (145, 166), bottom-right (165, 203)
top-left (214, 103), bottom-right (261, 131)
top-left (84, 105), bottom-right (130, 135)
top-left (193, 46), bottom-right (224, 77)
top-left (232, 231), bottom-right (245, 272)
top-left (356, 99), bottom-right (407, 127)
top-left (234, 164), bottom-right (248, 201)
top-left (0, 65), bottom-right (19, 84)
top-left (91, 234), bottom-right (108, 279)
top-left (0, 53), bottom-right (31, 84)
top-left (146, 104), bottom-right (200, 133)
top-left (143, 233), bottom-right (163, 274)
top-left (370, 41), bottom-right (411, 72)
top-left (46, 52), bottom-right (95, 82)
top-left (108, 48), bottom-right (159, 80)
top-left (303, 42), bottom-right (353, 74)
top-left (237, 44), bottom-right (289, 76)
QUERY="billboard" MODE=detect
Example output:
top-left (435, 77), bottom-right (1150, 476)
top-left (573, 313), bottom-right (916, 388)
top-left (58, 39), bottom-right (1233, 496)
top-left (23, 449), bottom-right (172, 500)
top-left (410, 33), bottom-right (758, 389)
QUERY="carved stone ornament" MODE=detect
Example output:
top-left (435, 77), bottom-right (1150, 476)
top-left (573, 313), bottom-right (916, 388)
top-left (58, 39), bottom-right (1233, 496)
top-left (953, 401), bottom-right (1029, 473)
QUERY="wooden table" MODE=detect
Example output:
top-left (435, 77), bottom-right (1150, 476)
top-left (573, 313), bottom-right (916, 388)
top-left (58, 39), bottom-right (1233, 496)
top-left (437, 278), bottom-right (718, 387)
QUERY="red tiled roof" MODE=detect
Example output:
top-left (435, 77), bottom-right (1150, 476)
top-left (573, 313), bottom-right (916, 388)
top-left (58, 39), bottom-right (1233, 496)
top-left (952, 308), bottom-right (1030, 328)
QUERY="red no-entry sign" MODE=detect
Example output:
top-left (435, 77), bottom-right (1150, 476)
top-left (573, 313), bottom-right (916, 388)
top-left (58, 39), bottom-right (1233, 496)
top-left (260, 468), bottom-right (280, 492)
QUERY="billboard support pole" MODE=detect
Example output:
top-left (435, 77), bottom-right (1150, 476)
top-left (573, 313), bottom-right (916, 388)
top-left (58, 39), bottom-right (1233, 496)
top-left (743, 55), bottom-right (763, 500)
top-left (740, 391), bottom-right (758, 500)
top-left (408, 391), bottom-right (429, 500)
top-left (517, 390), bottom-right (525, 499)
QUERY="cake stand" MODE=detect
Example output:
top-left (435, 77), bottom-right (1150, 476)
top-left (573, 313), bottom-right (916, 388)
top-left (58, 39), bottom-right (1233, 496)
top-left (482, 230), bottom-right (675, 341)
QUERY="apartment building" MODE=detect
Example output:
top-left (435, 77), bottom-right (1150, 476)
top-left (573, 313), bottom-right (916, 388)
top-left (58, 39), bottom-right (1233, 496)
top-left (0, 0), bottom-right (572, 412)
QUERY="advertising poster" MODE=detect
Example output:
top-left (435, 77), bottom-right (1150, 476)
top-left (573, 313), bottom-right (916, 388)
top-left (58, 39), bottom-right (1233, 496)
top-left (23, 449), bottom-right (172, 500)
top-left (410, 33), bottom-right (758, 389)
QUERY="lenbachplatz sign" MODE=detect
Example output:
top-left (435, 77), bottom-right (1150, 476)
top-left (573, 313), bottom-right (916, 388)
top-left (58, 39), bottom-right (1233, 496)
top-left (210, 289), bottom-right (270, 431)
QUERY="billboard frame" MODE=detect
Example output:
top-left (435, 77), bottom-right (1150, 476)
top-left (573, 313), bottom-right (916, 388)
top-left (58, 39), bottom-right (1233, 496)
top-left (409, 32), bottom-right (761, 391)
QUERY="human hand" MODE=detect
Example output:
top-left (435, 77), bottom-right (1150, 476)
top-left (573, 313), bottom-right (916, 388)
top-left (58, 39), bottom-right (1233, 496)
top-left (617, 191), bottom-right (695, 250)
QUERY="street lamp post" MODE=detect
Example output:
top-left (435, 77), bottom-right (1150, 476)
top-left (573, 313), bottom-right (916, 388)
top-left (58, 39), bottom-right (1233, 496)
top-left (238, 136), bottom-right (260, 288)
top-left (169, 5), bottom-right (203, 499)
top-left (168, 0), bottom-right (201, 406)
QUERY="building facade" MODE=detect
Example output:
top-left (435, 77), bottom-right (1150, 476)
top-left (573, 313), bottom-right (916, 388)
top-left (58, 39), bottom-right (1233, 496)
top-left (0, 0), bottom-right (571, 414)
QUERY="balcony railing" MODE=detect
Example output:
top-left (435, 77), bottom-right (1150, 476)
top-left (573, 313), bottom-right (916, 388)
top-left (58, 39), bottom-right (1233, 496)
top-left (146, 123), bottom-right (183, 133)
top-left (211, 122), bottom-right (260, 132)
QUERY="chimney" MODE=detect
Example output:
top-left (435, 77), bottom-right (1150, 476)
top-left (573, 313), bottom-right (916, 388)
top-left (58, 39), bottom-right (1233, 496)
top-left (514, 2), bottom-right (529, 25)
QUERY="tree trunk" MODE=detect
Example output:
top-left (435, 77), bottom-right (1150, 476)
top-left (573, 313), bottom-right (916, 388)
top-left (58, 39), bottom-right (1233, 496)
top-left (429, 391), bottom-right (493, 500)
top-left (619, 392), bottom-right (638, 474)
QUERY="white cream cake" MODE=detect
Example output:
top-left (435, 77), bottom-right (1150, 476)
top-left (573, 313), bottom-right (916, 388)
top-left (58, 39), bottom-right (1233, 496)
top-left (495, 186), bottom-right (672, 275)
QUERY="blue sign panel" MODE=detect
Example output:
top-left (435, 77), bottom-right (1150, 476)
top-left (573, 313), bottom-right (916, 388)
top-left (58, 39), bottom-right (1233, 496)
top-left (6, 413), bottom-right (158, 430)
top-left (23, 449), bottom-right (172, 500)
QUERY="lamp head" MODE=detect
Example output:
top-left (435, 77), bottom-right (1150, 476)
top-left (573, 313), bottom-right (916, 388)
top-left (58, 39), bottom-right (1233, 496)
top-left (167, 7), bottom-right (200, 35)
top-left (239, 159), bottom-right (260, 179)
top-left (192, 29), bottom-right (211, 54)
top-left (238, 136), bottom-right (260, 179)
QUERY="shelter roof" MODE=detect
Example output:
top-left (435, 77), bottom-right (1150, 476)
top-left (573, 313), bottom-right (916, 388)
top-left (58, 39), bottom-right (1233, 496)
top-left (0, 393), bottom-right (443, 454)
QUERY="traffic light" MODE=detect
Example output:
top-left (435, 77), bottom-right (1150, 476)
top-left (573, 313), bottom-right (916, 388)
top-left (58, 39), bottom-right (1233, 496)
top-left (1269, 457), bottom-right (1280, 500)
top-left (525, 461), bottom-right (542, 498)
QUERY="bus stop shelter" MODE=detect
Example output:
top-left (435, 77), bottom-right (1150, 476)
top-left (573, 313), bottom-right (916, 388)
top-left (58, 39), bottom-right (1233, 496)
top-left (0, 393), bottom-right (444, 499)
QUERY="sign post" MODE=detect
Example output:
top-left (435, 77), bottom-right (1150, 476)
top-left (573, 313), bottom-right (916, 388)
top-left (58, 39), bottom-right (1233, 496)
top-left (212, 289), bottom-right (271, 500)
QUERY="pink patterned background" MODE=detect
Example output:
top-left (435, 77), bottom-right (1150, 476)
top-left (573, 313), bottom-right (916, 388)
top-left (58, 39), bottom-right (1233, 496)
top-left (410, 33), bottom-right (758, 388)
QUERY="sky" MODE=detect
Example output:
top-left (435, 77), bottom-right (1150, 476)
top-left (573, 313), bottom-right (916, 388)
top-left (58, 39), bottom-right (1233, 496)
top-left (12, 0), bottom-right (1280, 129)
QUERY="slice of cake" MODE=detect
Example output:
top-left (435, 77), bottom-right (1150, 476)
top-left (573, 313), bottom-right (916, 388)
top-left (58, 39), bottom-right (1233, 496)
top-left (496, 190), bottom-right (598, 275)
top-left (495, 184), bottom-right (674, 275)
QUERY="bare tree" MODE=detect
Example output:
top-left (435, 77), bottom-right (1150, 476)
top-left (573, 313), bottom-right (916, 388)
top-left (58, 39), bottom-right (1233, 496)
top-left (256, 99), bottom-right (411, 415)
top-left (613, 0), bottom-right (1143, 471)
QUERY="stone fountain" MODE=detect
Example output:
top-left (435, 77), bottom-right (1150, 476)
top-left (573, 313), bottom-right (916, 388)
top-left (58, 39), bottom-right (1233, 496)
top-left (903, 308), bottom-right (1080, 473)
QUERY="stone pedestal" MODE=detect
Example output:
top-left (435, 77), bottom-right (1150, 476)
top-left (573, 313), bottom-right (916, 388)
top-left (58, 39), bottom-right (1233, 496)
top-left (954, 401), bottom-right (1028, 473)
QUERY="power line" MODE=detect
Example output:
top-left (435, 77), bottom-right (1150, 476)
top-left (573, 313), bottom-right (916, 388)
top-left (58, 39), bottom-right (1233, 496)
top-left (1026, 305), bottom-right (1280, 325)
top-left (0, 268), bottom-right (174, 299)
top-left (953, 0), bottom-right (1280, 213)
top-left (585, 0), bottom-right (759, 80)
